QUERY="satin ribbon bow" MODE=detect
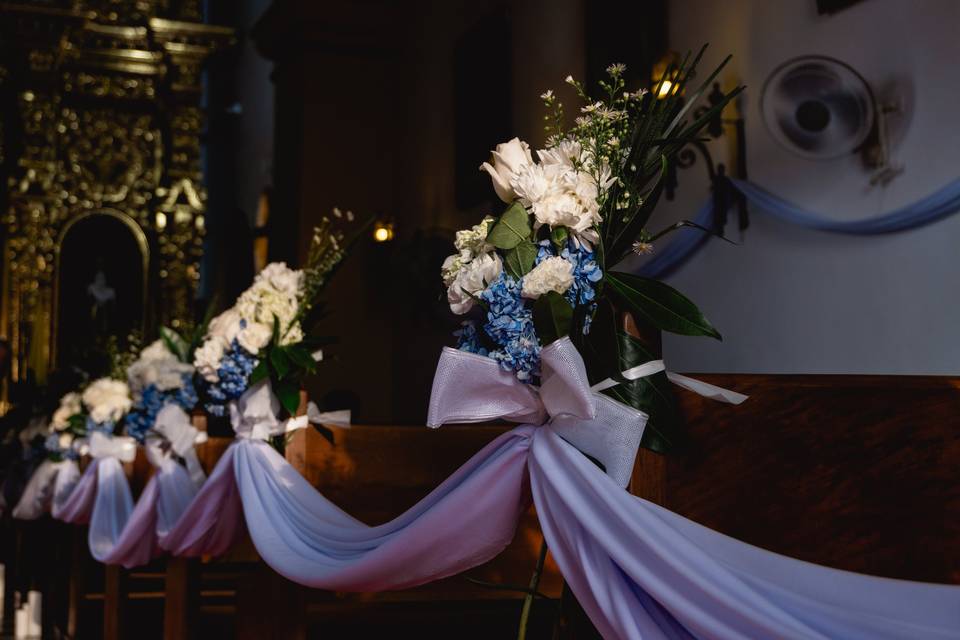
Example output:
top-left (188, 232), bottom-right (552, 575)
top-left (149, 404), bottom-right (208, 487)
top-left (229, 380), bottom-right (352, 440)
top-left (88, 431), bottom-right (137, 463)
top-left (428, 336), bottom-right (748, 488)
top-left (428, 337), bottom-right (647, 487)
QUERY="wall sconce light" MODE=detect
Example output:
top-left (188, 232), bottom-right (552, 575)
top-left (651, 51), bottom-right (681, 100)
top-left (372, 220), bottom-right (395, 243)
top-left (155, 211), bottom-right (168, 230)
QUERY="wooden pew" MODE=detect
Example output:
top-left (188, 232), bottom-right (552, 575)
top-left (643, 374), bottom-right (960, 584)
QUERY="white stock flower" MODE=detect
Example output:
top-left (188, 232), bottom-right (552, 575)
top-left (194, 336), bottom-right (228, 383)
top-left (208, 308), bottom-right (244, 344)
top-left (140, 339), bottom-right (173, 362)
top-left (447, 252), bottom-right (502, 315)
top-left (454, 216), bottom-right (495, 260)
top-left (441, 254), bottom-right (464, 287)
top-left (521, 257), bottom-right (574, 299)
top-left (237, 321), bottom-right (272, 354)
top-left (82, 378), bottom-right (132, 425)
top-left (480, 137), bottom-right (533, 203)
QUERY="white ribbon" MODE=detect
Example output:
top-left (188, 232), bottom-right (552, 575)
top-left (150, 404), bottom-right (208, 487)
top-left (229, 380), bottom-right (351, 440)
top-left (592, 359), bottom-right (748, 405)
top-left (88, 431), bottom-right (137, 463)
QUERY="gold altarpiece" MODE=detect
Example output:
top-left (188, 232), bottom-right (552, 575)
top-left (0, 1), bottom-right (232, 392)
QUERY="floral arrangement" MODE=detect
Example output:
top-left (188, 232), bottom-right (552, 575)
top-left (81, 377), bottom-right (133, 433)
top-left (124, 338), bottom-right (198, 442)
top-left (195, 210), bottom-right (364, 416)
top-left (45, 391), bottom-right (87, 460)
top-left (444, 50), bottom-right (741, 451)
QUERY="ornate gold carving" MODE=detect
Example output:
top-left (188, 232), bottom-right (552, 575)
top-left (0, 1), bottom-right (234, 392)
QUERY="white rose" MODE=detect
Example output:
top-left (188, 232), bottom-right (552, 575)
top-left (521, 256), bottom-right (574, 299)
top-left (194, 336), bottom-right (228, 383)
top-left (447, 252), bottom-right (502, 315)
top-left (480, 137), bottom-right (533, 203)
top-left (208, 308), bottom-right (244, 344)
top-left (237, 321), bottom-right (272, 354)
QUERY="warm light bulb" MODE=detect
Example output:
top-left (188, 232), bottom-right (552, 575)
top-left (372, 222), bottom-right (394, 243)
top-left (657, 80), bottom-right (673, 99)
top-left (155, 211), bottom-right (168, 230)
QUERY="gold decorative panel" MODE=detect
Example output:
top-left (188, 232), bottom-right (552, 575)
top-left (0, 1), bottom-right (233, 387)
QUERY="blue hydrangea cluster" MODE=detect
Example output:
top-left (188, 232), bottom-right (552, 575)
top-left (479, 273), bottom-right (541, 383)
top-left (202, 340), bottom-right (259, 416)
top-left (125, 374), bottom-right (199, 443)
top-left (454, 239), bottom-right (602, 384)
top-left (86, 416), bottom-right (117, 436)
top-left (44, 433), bottom-right (78, 460)
top-left (455, 320), bottom-right (488, 356)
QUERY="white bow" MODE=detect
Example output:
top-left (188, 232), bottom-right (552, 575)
top-left (149, 404), bottom-right (208, 487)
top-left (592, 360), bottom-right (748, 405)
top-left (88, 431), bottom-right (137, 463)
top-left (230, 380), bottom-right (351, 439)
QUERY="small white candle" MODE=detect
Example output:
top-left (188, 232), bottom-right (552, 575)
top-left (0, 563), bottom-right (5, 623)
top-left (14, 605), bottom-right (28, 639)
top-left (26, 591), bottom-right (41, 638)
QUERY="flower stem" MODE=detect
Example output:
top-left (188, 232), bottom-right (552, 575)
top-left (518, 538), bottom-right (549, 640)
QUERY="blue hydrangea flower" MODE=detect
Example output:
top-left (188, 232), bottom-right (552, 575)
top-left (455, 321), bottom-right (488, 356)
top-left (86, 416), bottom-right (116, 436)
top-left (480, 273), bottom-right (541, 383)
top-left (125, 373), bottom-right (199, 443)
top-left (202, 340), bottom-right (259, 416)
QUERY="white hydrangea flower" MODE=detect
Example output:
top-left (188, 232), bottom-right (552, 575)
top-left (521, 256), bottom-right (574, 299)
top-left (447, 252), bottom-right (502, 315)
top-left (82, 378), bottom-right (133, 424)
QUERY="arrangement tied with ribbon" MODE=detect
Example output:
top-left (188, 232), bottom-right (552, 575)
top-left (193, 209), bottom-right (362, 445)
top-left (436, 50), bottom-right (745, 467)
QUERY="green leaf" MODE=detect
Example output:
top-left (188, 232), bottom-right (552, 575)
top-left (605, 271), bottom-right (721, 339)
top-left (286, 344), bottom-right (319, 373)
top-left (486, 201), bottom-right (531, 250)
top-left (249, 359), bottom-right (269, 385)
top-left (532, 291), bottom-right (573, 345)
top-left (648, 219), bottom-right (737, 245)
top-left (504, 239), bottom-right (537, 279)
top-left (273, 378), bottom-right (301, 416)
top-left (270, 347), bottom-right (291, 380)
top-left (159, 326), bottom-right (189, 362)
top-left (550, 226), bottom-right (569, 249)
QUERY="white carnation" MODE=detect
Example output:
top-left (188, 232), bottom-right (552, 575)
top-left (447, 252), bottom-right (502, 315)
top-left (82, 378), bottom-right (132, 425)
top-left (521, 256), bottom-right (574, 299)
top-left (194, 336), bottom-right (228, 383)
top-left (237, 321), bottom-right (272, 354)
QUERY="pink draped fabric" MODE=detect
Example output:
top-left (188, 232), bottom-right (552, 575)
top-left (52, 459), bottom-right (100, 524)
